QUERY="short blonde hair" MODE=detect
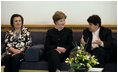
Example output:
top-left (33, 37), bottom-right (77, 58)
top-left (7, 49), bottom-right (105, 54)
top-left (52, 11), bottom-right (67, 24)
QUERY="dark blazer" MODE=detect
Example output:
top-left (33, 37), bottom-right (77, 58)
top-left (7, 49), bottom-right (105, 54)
top-left (44, 27), bottom-right (73, 55)
top-left (83, 26), bottom-right (112, 53)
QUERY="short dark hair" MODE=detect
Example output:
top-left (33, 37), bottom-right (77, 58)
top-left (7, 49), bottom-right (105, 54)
top-left (87, 15), bottom-right (101, 27)
top-left (52, 11), bottom-right (67, 24)
top-left (10, 14), bottom-right (24, 27)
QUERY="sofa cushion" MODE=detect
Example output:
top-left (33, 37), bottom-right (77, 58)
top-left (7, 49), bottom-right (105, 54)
top-left (73, 32), bottom-right (83, 44)
top-left (20, 60), bottom-right (71, 71)
top-left (31, 32), bottom-right (46, 45)
top-left (24, 44), bottom-right (44, 62)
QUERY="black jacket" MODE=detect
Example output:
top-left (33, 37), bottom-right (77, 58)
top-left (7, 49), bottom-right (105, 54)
top-left (83, 26), bottom-right (112, 53)
top-left (44, 27), bottom-right (73, 55)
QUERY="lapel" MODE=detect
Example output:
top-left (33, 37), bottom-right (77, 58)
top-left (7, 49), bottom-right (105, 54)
top-left (89, 32), bottom-right (92, 43)
top-left (99, 27), bottom-right (103, 40)
top-left (86, 30), bottom-right (92, 49)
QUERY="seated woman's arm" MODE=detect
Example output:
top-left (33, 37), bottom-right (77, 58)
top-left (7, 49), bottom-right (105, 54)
top-left (23, 28), bottom-right (32, 51)
top-left (44, 30), bottom-right (57, 52)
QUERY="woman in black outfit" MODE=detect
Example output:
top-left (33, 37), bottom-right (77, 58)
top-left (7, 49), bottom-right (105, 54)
top-left (44, 11), bottom-right (73, 72)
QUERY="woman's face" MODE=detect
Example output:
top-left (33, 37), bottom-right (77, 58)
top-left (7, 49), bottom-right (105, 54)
top-left (55, 18), bottom-right (65, 28)
top-left (13, 17), bottom-right (22, 29)
top-left (88, 23), bottom-right (99, 32)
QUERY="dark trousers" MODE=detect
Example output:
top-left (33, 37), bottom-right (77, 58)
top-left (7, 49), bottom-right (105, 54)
top-left (2, 53), bottom-right (24, 72)
top-left (45, 50), bottom-right (67, 72)
top-left (89, 47), bottom-right (105, 68)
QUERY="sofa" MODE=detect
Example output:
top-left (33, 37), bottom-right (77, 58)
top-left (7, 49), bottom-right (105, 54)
top-left (1, 31), bottom-right (117, 72)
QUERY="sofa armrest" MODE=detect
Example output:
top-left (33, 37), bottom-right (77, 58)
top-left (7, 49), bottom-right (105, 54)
top-left (24, 44), bottom-right (44, 62)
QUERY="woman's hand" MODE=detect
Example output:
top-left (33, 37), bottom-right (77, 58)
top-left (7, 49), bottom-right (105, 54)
top-left (8, 47), bottom-right (23, 56)
top-left (92, 37), bottom-right (102, 45)
top-left (55, 49), bottom-right (61, 54)
top-left (81, 35), bottom-right (86, 44)
top-left (13, 49), bottom-right (21, 54)
top-left (56, 47), bottom-right (66, 54)
top-left (12, 49), bottom-right (22, 56)
top-left (12, 50), bottom-right (22, 56)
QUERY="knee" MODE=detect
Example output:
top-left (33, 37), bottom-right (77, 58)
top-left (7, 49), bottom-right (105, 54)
top-left (11, 55), bottom-right (22, 62)
top-left (2, 55), bottom-right (11, 65)
top-left (3, 55), bottom-right (11, 60)
top-left (46, 50), bottom-right (59, 56)
top-left (46, 50), bottom-right (60, 60)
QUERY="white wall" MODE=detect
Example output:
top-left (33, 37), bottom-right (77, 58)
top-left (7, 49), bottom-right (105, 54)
top-left (1, 1), bottom-right (117, 24)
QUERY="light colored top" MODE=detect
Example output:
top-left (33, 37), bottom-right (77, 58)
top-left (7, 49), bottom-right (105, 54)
top-left (91, 28), bottom-right (104, 50)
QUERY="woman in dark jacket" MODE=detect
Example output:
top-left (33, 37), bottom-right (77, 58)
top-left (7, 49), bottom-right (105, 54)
top-left (44, 11), bottom-right (73, 72)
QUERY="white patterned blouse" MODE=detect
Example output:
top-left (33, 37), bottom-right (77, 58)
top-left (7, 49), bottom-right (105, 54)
top-left (4, 27), bottom-right (32, 54)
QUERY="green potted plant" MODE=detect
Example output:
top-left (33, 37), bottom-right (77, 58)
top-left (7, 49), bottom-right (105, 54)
top-left (65, 41), bottom-right (99, 72)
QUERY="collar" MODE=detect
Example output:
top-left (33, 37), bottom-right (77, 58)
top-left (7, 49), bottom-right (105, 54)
top-left (92, 27), bottom-right (100, 35)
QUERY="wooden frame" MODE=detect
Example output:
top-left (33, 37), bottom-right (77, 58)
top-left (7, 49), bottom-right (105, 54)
top-left (1, 24), bottom-right (117, 32)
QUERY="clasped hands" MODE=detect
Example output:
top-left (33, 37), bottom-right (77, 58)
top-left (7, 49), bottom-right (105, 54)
top-left (8, 47), bottom-right (24, 56)
top-left (55, 47), bottom-right (66, 54)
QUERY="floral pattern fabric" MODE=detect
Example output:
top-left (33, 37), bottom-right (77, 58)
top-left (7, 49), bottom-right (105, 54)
top-left (4, 27), bottom-right (32, 54)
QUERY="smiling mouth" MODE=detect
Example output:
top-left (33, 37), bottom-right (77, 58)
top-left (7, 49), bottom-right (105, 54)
top-left (17, 24), bottom-right (21, 26)
top-left (61, 24), bottom-right (64, 26)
